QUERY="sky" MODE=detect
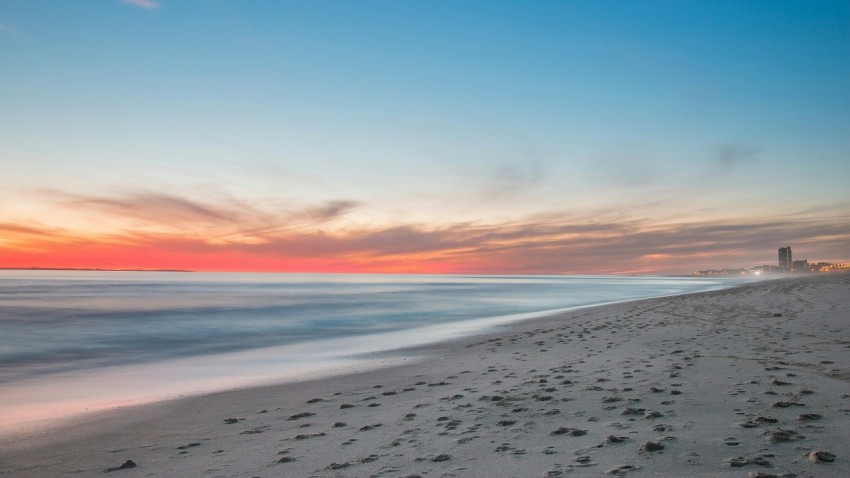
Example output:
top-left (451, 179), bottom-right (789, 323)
top-left (1, 0), bottom-right (849, 274)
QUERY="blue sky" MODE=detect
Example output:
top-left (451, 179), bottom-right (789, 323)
top-left (1, 1), bottom-right (848, 273)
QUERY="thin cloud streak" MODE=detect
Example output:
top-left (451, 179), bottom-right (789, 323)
top-left (53, 190), bottom-right (360, 236)
top-left (480, 162), bottom-right (545, 199)
top-left (0, 221), bottom-right (91, 254)
top-left (5, 189), bottom-right (848, 274)
top-left (717, 143), bottom-right (759, 169)
top-left (298, 200), bottom-right (361, 222)
top-left (0, 223), bottom-right (57, 237)
top-left (69, 192), bottom-right (241, 224)
top-left (0, 21), bottom-right (21, 37)
top-left (121, 0), bottom-right (159, 9)
top-left (13, 213), bottom-right (846, 274)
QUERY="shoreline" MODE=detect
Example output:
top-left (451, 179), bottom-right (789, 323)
top-left (0, 286), bottom-right (721, 445)
top-left (3, 274), bottom-right (848, 477)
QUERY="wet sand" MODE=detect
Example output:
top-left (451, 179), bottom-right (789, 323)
top-left (2, 274), bottom-right (848, 477)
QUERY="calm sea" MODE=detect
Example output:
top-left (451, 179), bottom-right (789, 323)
top-left (0, 271), bottom-right (744, 433)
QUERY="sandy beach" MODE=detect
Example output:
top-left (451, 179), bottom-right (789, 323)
top-left (2, 273), bottom-right (848, 477)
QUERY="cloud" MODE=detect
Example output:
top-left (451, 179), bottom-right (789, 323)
top-left (50, 189), bottom-right (361, 242)
top-left (9, 187), bottom-right (850, 274)
top-left (299, 200), bottom-right (360, 222)
top-left (0, 221), bottom-right (92, 255)
top-left (717, 143), bottom-right (759, 169)
top-left (104, 208), bottom-right (850, 274)
top-left (68, 191), bottom-right (243, 225)
top-left (480, 161), bottom-right (545, 199)
top-left (137, 224), bottom-right (468, 258)
top-left (0, 21), bottom-right (21, 37)
top-left (0, 223), bottom-right (55, 237)
top-left (122, 0), bottom-right (160, 9)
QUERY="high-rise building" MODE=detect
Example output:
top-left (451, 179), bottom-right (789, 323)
top-left (778, 246), bottom-right (792, 270)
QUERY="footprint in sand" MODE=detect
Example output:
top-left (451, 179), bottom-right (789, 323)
top-left (738, 416), bottom-right (778, 428)
top-left (807, 450), bottom-right (836, 463)
top-left (796, 413), bottom-right (822, 421)
top-left (638, 441), bottom-right (664, 453)
top-left (724, 455), bottom-right (771, 467)
top-left (762, 428), bottom-right (802, 443)
top-left (607, 464), bottom-right (638, 475)
top-left (104, 460), bottom-right (137, 473)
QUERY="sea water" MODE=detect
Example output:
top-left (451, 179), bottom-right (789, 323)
top-left (0, 271), bottom-right (745, 433)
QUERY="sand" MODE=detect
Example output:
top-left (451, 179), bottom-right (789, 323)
top-left (2, 273), bottom-right (849, 477)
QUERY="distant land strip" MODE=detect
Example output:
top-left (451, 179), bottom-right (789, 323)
top-left (0, 267), bottom-right (193, 272)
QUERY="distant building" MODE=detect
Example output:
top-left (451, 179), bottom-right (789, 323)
top-left (692, 247), bottom-right (848, 277)
top-left (778, 246), bottom-right (792, 270)
top-left (813, 262), bottom-right (850, 272)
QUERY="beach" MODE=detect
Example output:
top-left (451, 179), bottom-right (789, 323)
top-left (2, 273), bottom-right (848, 477)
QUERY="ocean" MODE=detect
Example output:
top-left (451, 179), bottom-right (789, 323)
top-left (0, 271), bottom-right (745, 433)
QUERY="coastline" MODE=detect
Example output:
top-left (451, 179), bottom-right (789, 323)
top-left (2, 274), bottom-right (848, 477)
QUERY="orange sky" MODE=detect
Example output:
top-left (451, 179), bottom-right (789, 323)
top-left (2, 193), bottom-right (848, 275)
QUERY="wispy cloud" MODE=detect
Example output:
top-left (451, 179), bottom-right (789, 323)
top-left (51, 189), bottom-right (360, 239)
top-left (298, 200), bottom-right (360, 222)
top-left (479, 160), bottom-right (545, 199)
top-left (7, 187), bottom-right (849, 274)
top-left (0, 223), bottom-right (55, 237)
top-left (106, 209), bottom-right (850, 274)
top-left (0, 21), bottom-right (21, 37)
top-left (0, 221), bottom-right (90, 254)
top-left (67, 191), bottom-right (243, 225)
top-left (717, 143), bottom-right (759, 169)
top-left (121, 0), bottom-right (160, 10)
